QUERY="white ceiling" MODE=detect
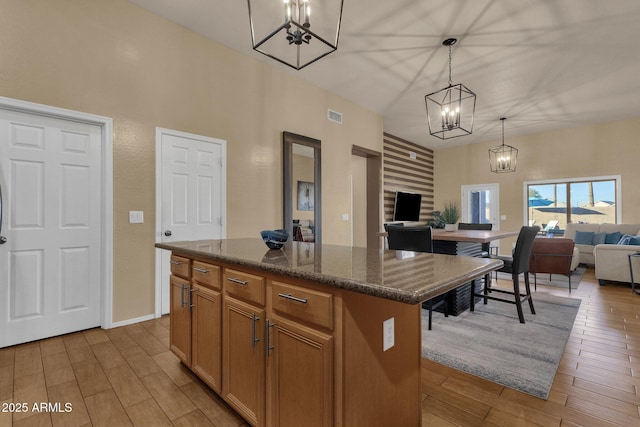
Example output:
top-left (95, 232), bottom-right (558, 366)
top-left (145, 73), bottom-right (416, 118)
top-left (129, 0), bottom-right (640, 149)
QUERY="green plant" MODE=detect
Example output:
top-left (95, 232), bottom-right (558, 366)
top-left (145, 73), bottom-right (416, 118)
top-left (427, 202), bottom-right (460, 228)
top-left (440, 201), bottom-right (460, 224)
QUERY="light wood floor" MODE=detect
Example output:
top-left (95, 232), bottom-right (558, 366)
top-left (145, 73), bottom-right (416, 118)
top-left (1, 266), bottom-right (639, 426)
top-left (422, 267), bottom-right (640, 426)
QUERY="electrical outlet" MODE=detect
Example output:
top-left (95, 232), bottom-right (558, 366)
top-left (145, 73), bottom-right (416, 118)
top-left (383, 317), bottom-right (394, 351)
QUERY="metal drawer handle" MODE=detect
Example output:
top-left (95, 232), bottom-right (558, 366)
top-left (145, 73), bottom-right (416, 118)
top-left (193, 267), bottom-right (209, 274)
top-left (278, 293), bottom-right (308, 304)
top-left (266, 319), bottom-right (276, 357)
top-left (251, 313), bottom-right (260, 349)
top-left (180, 284), bottom-right (188, 308)
top-left (170, 260), bottom-right (182, 266)
top-left (227, 277), bottom-right (248, 286)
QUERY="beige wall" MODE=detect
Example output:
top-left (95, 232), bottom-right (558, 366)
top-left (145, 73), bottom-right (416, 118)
top-left (435, 117), bottom-right (640, 253)
top-left (0, 0), bottom-right (382, 322)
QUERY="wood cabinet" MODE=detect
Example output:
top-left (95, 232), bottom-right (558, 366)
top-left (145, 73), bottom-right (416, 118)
top-left (267, 315), bottom-right (333, 427)
top-left (222, 296), bottom-right (266, 426)
top-left (166, 251), bottom-right (421, 426)
top-left (169, 256), bottom-right (191, 365)
top-left (267, 280), bottom-right (334, 427)
top-left (169, 256), bottom-right (222, 394)
top-left (191, 284), bottom-right (222, 393)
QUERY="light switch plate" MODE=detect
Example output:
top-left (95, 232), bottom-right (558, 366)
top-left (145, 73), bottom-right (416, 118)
top-left (129, 211), bottom-right (144, 224)
top-left (342, 213), bottom-right (349, 221)
top-left (383, 317), bottom-right (394, 351)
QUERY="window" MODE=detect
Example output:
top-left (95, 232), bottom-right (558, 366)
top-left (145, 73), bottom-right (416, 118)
top-left (524, 176), bottom-right (620, 232)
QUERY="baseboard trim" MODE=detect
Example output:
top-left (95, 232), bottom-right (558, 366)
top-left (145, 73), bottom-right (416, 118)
top-left (109, 313), bottom-right (157, 329)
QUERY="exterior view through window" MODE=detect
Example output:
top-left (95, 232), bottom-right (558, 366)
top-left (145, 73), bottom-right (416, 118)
top-left (526, 178), bottom-right (618, 234)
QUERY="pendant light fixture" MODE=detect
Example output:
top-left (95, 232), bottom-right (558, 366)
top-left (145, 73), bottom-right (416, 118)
top-left (425, 38), bottom-right (476, 140)
top-left (489, 118), bottom-right (518, 173)
top-left (247, 0), bottom-right (344, 70)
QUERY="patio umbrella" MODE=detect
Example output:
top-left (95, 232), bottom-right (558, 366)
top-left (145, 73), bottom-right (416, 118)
top-left (528, 197), bottom-right (554, 207)
top-left (528, 198), bottom-right (554, 225)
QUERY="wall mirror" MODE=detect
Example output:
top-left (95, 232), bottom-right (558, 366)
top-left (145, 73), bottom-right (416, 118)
top-left (283, 131), bottom-right (321, 243)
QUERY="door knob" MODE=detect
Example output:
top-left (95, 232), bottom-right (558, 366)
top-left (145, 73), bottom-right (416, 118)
top-left (164, 230), bottom-right (172, 237)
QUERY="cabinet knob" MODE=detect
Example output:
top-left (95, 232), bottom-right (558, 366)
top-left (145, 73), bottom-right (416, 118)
top-left (164, 230), bottom-right (172, 237)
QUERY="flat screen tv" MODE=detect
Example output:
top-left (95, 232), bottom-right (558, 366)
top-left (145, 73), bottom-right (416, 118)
top-left (393, 191), bottom-right (422, 222)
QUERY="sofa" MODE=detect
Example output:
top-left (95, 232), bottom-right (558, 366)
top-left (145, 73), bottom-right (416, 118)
top-left (564, 223), bottom-right (640, 285)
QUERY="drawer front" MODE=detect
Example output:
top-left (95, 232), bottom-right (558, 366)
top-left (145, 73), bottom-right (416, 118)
top-left (271, 281), bottom-right (333, 330)
top-left (223, 268), bottom-right (265, 306)
top-left (192, 261), bottom-right (221, 290)
top-left (170, 255), bottom-right (191, 279)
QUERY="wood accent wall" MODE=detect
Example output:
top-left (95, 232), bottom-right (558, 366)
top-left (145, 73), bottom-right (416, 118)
top-left (383, 132), bottom-right (435, 223)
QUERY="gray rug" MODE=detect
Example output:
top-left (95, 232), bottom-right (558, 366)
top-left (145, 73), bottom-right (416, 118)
top-left (496, 265), bottom-right (585, 290)
top-left (422, 292), bottom-right (581, 399)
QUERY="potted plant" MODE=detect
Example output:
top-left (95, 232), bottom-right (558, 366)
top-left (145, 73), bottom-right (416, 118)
top-left (441, 201), bottom-right (460, 231)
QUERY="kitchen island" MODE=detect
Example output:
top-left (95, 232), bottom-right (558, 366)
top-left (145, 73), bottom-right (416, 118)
top-left (156, 238), bottom-right (503, 427)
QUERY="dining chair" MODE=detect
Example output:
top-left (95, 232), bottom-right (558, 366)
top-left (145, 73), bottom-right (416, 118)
top-left (470, 225), bottom-right (541, 323)
top-left (386, 225), bottom-right (445, 330)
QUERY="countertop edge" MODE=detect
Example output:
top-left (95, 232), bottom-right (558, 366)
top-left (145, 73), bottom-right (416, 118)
top-left (156, 242), bottom-right (504, 305)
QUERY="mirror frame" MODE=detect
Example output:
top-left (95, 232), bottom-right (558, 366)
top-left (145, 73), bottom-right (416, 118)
top-left (283, 131), bottom-right (321, 243)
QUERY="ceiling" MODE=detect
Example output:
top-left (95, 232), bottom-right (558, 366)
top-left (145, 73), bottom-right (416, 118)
top-left (129, 0), bottom-right (640, 149)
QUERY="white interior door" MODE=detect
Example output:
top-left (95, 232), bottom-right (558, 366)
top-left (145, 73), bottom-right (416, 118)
top-left (0, 109), bottom-right (103, 347)
top-left (155, 128), bottom-right (226, 315)
top-left (461, 184), bottom-right (500, 229)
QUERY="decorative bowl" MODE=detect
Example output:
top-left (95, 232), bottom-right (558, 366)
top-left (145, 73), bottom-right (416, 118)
top-left (260, 229), bottom-right (289, 249)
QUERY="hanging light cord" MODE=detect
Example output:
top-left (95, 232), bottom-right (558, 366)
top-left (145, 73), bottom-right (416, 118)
top-left (448, 44), bottom-right (453, 86)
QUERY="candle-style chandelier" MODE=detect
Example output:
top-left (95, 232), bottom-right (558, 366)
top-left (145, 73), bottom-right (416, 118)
top-left (489, 118), bottom-right (518, 173)
top-left (425, 38), bottom-right (476, 140)
top-left (247, 0), bottom-right (344, 70)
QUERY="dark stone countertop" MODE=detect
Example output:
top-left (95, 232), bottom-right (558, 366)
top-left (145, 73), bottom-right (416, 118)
top-left (156, 238), bottom-right (503, 305)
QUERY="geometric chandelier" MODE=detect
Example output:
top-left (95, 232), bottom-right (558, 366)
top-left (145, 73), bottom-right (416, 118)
top-left (425, 38), bottom-right (476, 140)
top-left (247, 0), bottom-right (344, 70)
top-left (489, 117), bottom-right (518, 173)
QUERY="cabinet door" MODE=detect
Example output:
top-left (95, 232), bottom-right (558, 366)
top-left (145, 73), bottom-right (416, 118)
top-left (267, 316), bottom-right (333, 427)
top-left (191, 284), bottom-right (222, 393)
top-left (223, 296), bottom-right (265, 427)
top-left (170, 275), bottom-right (191, 365)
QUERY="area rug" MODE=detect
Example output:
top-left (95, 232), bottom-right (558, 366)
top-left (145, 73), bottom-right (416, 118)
top-left (421, 292), bottom-right (581, 399)
top-left (496, 265), bottom-right (585, 290)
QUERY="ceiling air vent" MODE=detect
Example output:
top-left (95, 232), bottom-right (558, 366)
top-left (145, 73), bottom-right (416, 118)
top-left (327, 109), bottom-right (343, 124)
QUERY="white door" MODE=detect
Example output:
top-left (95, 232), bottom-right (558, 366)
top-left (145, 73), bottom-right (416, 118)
top-left (156, 128), bottom-right (226, 315)
top-left (0, 109), bottom-right (102, 347)
top-left (461, 183), bottom-right (500, 230)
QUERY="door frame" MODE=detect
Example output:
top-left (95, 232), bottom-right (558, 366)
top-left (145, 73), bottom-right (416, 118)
top-left (0, 96), bottom-right (114, 329)
top-left (351, 145), bottom-right (382, 249)
top-left (461, 183), bottom-right (500, 230)
top-left (154, 127), bottom-right (227, 317)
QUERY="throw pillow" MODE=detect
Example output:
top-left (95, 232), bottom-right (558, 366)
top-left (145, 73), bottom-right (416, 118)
top-left (592, 232), bottom-right (606, 245)
top-left (574, 230), bottom-right (595, 245)
top-left (618, 234), bottom-right (640, 245)
top-left (605, 231), bottom-right (622, 244)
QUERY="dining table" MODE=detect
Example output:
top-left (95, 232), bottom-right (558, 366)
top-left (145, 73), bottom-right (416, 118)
top-left (431, 228), bottom-right (519, 256)
top-left (430, 228), bottom-right (519, 314)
